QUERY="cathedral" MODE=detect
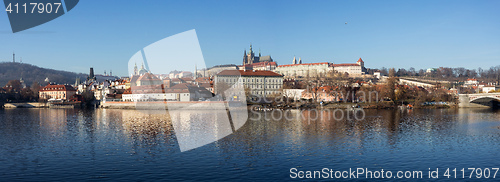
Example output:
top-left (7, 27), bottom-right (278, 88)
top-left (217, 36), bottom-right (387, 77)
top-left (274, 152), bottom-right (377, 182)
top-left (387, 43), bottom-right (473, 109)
top-left (242, 44), bottom-right (273, 65)
top-left (133, 63), bottom-right (149, 76)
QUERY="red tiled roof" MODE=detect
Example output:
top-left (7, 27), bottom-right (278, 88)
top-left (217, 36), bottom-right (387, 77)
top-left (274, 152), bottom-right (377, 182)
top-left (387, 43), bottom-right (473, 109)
top-left (130, 75), bottom-right (139, 83)
top-left (195, 77), bottom-right (210, 83)
top-left (277, 62), bottom-right (330, 68)
top-left (357, 58), bottom-right (364, 63)
top-left (332, 63), bottom-right (360, 67)
top-left (170, 83), bottom-right (192, 89)
top-left (137, 73), bottom-right (161, 82)
top-left (123, 88), bottom-right (132, 94)
top-left (199, 83), bottom-right (211, 88)
top-left (40, 84), bottom-right (76, 92)
top-left (246, 61), bottom-right (278, 67)
top-left (217, 70), bottom-right (283, 77)
top-left (164, 83), bottom-right (211, 94)
top-left (130, 84), bottom-right (164, 94)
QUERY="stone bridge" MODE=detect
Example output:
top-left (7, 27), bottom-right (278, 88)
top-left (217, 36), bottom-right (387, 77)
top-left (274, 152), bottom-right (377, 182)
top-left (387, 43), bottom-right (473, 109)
top-left (458, 93), bottom-right (500, 108)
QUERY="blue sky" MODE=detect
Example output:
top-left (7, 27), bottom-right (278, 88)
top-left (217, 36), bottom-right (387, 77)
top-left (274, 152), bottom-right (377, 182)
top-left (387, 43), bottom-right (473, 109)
top-left (1, 0), bottom-right (499, 76)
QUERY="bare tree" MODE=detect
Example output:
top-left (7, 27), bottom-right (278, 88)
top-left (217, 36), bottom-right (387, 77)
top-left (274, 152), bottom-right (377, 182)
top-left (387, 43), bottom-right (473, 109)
top-left (214, 81), bottom-right (230, 100)
top-left (5, 80), bottom-right (22, 92)
top-left (385, 68), bottom-right (397, 102)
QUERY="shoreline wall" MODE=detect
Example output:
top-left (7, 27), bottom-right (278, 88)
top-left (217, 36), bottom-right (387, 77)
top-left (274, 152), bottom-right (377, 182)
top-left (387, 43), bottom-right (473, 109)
top-left (3, 102), bottom-right (48, 108)
top-left (102, 101), bottom-right (244, 110)
top-left (458, 94), bottom-right (491, 108)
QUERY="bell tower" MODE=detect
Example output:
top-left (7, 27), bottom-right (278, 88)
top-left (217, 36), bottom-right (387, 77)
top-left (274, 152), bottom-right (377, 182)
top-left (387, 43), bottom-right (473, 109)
top-left (133, 63), bottom-right (138, 76)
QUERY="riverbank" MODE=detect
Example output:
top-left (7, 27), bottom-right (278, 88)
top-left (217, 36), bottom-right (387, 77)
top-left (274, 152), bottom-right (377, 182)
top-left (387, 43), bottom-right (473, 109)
top-left (0, 101), bottom-right (464, 110)
top-left (1, 102), bottom-right (85, 109)
top-left (101, 101), bottom-right (247, 110)
top-left (251, 101), bottom-right (458, 110)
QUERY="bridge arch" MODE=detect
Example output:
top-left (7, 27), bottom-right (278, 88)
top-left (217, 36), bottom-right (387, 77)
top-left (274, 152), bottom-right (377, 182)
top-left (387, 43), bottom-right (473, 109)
top-left (470, 96), bottom-right (500, 103)
top-left (469, 96), bottom-right (500, 108)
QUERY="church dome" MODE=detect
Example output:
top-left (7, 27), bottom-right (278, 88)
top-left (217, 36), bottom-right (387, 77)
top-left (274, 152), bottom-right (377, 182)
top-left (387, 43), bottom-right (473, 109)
top-left (138, 63), bottom-right (148, 75)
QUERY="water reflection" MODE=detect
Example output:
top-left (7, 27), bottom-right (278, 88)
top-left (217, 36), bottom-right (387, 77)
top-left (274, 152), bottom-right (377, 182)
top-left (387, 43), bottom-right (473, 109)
top-left (1, 108), bottom-right (500, 181)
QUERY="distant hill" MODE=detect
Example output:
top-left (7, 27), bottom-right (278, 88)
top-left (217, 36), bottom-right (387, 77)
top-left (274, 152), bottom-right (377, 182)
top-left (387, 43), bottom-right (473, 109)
top-left (0, 62), bottom-right (88, 87)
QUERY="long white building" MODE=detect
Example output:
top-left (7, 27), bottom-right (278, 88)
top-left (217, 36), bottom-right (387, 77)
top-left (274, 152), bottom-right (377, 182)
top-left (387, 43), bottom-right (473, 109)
top-left (275, 58), bottom-right (367, 78)
top-left (215, 69), bottom-right (284, 98)
top-left (332, 58), bottom-right (365, 76)
top-left (274, 62), bottom-right (333, 78)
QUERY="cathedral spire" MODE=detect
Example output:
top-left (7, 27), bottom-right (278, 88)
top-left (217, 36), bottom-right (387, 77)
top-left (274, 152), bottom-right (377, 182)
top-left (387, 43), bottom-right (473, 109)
top-left (243, 49), bottom-right (248, 65)
top-left (248, 44), bottom-right (255, 63)
top-left (298, 57), bottom-right (302, 64)
top-left (293, 56), bottom-right (297, 64)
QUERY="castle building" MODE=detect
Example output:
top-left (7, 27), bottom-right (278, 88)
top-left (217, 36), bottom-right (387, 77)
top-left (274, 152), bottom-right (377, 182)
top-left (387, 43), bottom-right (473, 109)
top-left (332, 58), bottom-right (366, 76)
top-left (242, 44), bottom-right (273, 65)
top-left (274, 57), bottom-right (367, 78)
top-left (292, 56), bottom-right (302, 64)
top-left (240, 61), bottom-right (278, 71)
top-left (275, 62), bottom-right (333, 78)
top-left (274, 57), bottom-right (332, 78)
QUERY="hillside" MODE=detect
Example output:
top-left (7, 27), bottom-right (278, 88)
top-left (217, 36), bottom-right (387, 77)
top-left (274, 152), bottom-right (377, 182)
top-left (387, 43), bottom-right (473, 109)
top-left (0, 62), bottom-right (87, 87)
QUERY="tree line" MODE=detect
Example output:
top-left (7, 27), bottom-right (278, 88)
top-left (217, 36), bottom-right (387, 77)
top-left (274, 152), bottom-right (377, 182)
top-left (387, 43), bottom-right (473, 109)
top-left (378, 65), bottom-right (500, 82)
top-left (1, 79), bottom-right (41, 103)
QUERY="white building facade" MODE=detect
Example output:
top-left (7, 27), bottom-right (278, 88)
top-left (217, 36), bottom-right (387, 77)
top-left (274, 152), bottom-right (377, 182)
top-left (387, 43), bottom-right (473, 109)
top-left (274, 62), bottom-right (333, 78)
top-left (332, 58), bottom-right (366, 76)
top-left (215, 70), bottom-right (284, 98)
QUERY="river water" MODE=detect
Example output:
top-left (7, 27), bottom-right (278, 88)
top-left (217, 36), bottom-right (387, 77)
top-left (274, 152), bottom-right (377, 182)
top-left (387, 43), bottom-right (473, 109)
top-left (1, 108), bottom-right (500, 181)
